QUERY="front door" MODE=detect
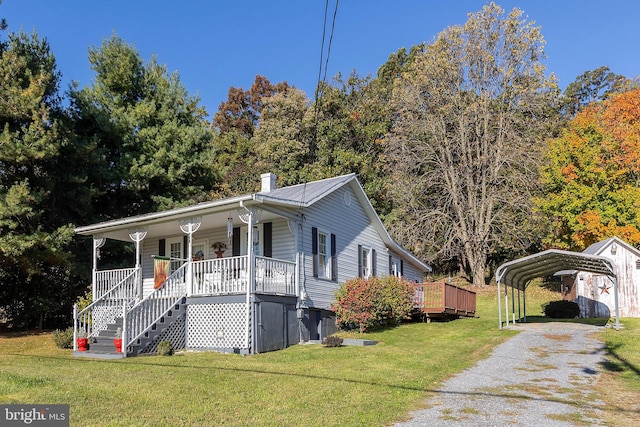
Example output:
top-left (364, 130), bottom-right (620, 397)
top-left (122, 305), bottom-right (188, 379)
top-left (167, 237), bottom-right (184, 273)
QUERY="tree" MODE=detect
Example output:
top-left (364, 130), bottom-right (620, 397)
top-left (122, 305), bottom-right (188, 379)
top-left (561, 66), bottom-right (634, 116)
top-left (0, 30), bottom-right (76, 328)
top-left (387, 3), bottom-right (558, 286)
top-left (537, 88), bottom-right (640, 250)
top-left (69, 35), bottom-right (217, 221)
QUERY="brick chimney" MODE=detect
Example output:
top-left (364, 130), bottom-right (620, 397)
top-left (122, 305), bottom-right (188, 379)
top-left (261, 172), bottom-right (277, 192)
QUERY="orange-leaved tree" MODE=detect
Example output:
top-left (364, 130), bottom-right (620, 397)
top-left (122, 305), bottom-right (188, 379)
top-left (537, 88), bottom-right (640, 250)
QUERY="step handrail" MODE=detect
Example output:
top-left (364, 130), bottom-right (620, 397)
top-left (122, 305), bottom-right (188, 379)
top-left (74, 268), bottom-right (139, 344)
top-left (124, 263), bottom-right (187, 352)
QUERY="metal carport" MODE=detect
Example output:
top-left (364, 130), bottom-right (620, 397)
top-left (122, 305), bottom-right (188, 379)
top-left (495, 249), bottom-right (619, 330)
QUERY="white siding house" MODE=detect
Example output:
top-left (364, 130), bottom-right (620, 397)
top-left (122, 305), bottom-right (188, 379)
top-left (73, 173), bottom-right (431, 357)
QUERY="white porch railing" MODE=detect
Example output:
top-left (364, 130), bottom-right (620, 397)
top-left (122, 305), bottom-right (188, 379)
top-left (75, 268), bottom-right (139, 342)
top-left (255, 256), bottom-right (296, 295)
top-left (192, 256), bottom-right (249, 295)
top-left (95, 267), bottom-right (136, 300)
top-left (191, 255), bottom-right (296, 296)
top-left (124, 263), bottom-right (187, 351)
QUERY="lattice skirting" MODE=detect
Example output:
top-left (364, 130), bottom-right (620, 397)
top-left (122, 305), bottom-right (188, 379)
top-left (139, 312), bottom-right (186, 355)
top-left (92, 306), bottom-right (121, 334)
top-left (186, 303), bottom-right (249, 350)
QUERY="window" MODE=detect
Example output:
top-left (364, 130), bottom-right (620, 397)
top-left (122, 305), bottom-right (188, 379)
top-left (358, 245), bottom-right (377, 278)
top-left (391, 259), bottom-right (402, 277)
top-left (312, 227), bottom-right (337, 280)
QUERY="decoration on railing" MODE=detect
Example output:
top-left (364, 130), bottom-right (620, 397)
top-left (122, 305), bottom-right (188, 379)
top-left (211, 242), bottom-right (227, 259)
top-left (154, 256), bottom-right (170, 289)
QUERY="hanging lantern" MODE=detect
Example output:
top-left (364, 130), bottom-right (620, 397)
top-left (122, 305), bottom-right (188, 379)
top-left (227, 217), bottom-right (233, 243)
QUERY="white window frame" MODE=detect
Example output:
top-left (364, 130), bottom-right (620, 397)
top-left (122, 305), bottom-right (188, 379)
top-left (167, 237), bottom-right (184, 273)
top-left (361, 245), bottom-right (372, 279)
top-left (317, 230), bottom-right (331, 279)
top-left (391, 259), bottom-right (402, 277)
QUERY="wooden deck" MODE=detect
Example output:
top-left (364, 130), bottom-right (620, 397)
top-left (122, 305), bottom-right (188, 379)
top-left (412, 281), bottom-right (476, 321)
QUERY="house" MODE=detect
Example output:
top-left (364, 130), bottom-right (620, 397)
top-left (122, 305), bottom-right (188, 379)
top-left (73, 173), bottom-right (431, 357)
top-left (561, 236), bottom-right (640, 318)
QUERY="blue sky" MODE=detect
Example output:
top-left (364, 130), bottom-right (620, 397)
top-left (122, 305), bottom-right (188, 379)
top-left (3, 1), bottom-right (639, 118)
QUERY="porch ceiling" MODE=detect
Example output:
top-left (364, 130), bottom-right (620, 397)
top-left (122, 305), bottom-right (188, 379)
top-left (75, 197), bottom-right (284, 242)
top-left (495, 249), bottom-right (616, 291)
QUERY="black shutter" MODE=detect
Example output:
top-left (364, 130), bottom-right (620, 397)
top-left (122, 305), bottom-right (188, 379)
top-left (232, 227), bottom-right (241, 256)
top-left (357, 244), bottom-right (363, 278)
top-left (389, 255), bottom-right (393, 275)
top-left (400, 260), bottom-right (404, 276)
top-left (264, 222), bottom-right (272, 258)
top-left (159, 239), bottom-right (166, 257)
top-left (183, 236), bottom-right (188, 259)
top-left (331, 233), bottom-right (337, 281)
top-left (372, 249), bottom-right (377, 277)
top-left (312, 227), bottom-right (318, 278)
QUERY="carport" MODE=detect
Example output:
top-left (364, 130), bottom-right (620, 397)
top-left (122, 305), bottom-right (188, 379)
top-left (495, 249), bottom-right (619, 330)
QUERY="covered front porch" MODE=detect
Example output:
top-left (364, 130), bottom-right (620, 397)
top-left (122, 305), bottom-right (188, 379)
top-left (73, 193), bottom-right (304, 357)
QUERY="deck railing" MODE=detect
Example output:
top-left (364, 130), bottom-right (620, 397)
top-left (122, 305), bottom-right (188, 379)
top-left (192, 256), bottom-right (249, 295)
top-left (191, 255), bottom-right (296, 296)
top-left (74, 268), bottom-right (139, 345)
top-left (95, 267), bottom-right (137, 300)
top-left (125, 263), bottom-right (187, 351)
top-left (413, 282), bottom-right (476, 317)
top-left (255, 256), bottom-right (296, 294)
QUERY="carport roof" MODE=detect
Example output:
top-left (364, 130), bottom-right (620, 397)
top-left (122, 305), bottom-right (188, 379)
top-left (495, 249), bottom-right (616, 291)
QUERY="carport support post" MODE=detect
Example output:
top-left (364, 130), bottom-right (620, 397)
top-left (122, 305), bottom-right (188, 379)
top-left (613, 276), bottom-right (620, 331)
top-left (505, 282), bottom-right (510, 327)
top-left (497, 280), bottom-right (503, 330)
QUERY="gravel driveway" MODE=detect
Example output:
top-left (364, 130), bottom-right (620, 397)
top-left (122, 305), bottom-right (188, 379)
top-left (395, 322), bottom-right (609, 426)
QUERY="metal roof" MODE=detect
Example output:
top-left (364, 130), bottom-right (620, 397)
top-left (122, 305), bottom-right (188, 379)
top-left (495, 249), bottom-right (616, 291)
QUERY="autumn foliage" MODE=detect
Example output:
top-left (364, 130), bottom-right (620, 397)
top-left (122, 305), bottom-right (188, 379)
top-left (538, 88), bottom-right (640, 250)
top-left (333, 276), bottom-right (415, 333)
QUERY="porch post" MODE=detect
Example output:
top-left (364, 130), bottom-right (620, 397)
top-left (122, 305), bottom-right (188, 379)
top-left (238, 205), bottom-right (261, 354)
top-left (92, 237), bottom-right (106, 301)
top-left (128, 229), bottom-right (148, 300)
top-left (179, 218), bottom-right (202, 297)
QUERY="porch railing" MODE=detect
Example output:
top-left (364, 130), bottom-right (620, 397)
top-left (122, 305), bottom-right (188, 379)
top-left (192, 256), bottom-right (249, 295)
top-left (125, 263), bottom-right (187, 351)
top-left (75, 268), bottom-right (139, 343)
top-left (412, 282), bottom-right (476, 317)
top-left (255, 256), bottom-right (296, 295)
top-left (191, 255), bottom-right (296, 296)
top-left (95, 267), bottom-right (136, 300)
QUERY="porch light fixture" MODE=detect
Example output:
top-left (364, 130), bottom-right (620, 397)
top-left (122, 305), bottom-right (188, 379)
top-left (227, 217), bottom-right (233, 241)
top-left (611, 241), bottom-right (617, 255)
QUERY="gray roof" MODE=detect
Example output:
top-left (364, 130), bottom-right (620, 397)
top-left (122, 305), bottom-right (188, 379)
top-left (256, 174), bottom-right (355, 207)
top-left (496, 249), bottom-right (616, 291)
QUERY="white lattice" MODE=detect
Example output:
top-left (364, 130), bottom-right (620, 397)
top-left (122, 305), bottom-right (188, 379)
top-left (139, 313), bottom-right (186, 354)
top-left (187, 303), bottom-right (249, 350)
top-left (92, 306), bottom-right (121, 334)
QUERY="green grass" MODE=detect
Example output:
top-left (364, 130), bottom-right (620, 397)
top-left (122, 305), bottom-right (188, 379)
top-left (0, 283), bottom-right (638, 426)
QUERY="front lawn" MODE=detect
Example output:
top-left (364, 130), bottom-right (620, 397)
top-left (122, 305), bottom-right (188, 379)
top-left (1, 283), bottom-right (637, 426)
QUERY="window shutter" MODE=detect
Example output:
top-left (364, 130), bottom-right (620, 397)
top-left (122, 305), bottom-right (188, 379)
top-left (264, 222), bottom-right (272, 258)
top-left (232, 227), bottom-right (241, 256)
top-left (159, 239), bottom-right (166, 257)
top-left (312, 227), bottom-right (318, 278)
top-left (358, 244), bottom-right (363, 278)
top-left (372, 249), bottom-right (377, 277)
top-left (183, 236), bottom-right (188, 258)
top-left (400, 260), bottom-right (404, 276)
top-left (331, 233), bottom-right (337, 281)
top-left (389, 255), bottom-right (393, 275)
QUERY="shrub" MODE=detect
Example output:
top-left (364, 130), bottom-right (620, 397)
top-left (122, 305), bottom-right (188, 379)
top-left (52, 327), bottom-right (74, 349)
top-left (322, 335), bottom-right (343, 347)
top-left (544, 300), bottom-right (580, 318)
top-left (157, 340), bottom-right (174, 356)
top-left (333, 276), bottom-right (414, 332)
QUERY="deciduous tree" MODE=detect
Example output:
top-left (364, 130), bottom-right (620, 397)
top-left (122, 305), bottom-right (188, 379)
top-left (387, 3), bottom-right (558, 286)
top-left (537, 88), bottom-right (640, 250)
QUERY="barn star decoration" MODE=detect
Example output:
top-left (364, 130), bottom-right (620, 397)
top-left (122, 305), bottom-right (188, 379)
top-left (599, 283), bottom-right (611, 295)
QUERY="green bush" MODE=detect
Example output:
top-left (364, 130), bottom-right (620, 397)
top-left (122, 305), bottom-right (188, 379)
top-left (52, 327), bottom-right (74, 349)
top-left (157, 340), bottom-right (174, 356)
top-left (544, 300), bottom-right (580, 318)
top-left (333, 276), bottom-right (414, 332)
top-left (322, 335), bottom-right (343, 347)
